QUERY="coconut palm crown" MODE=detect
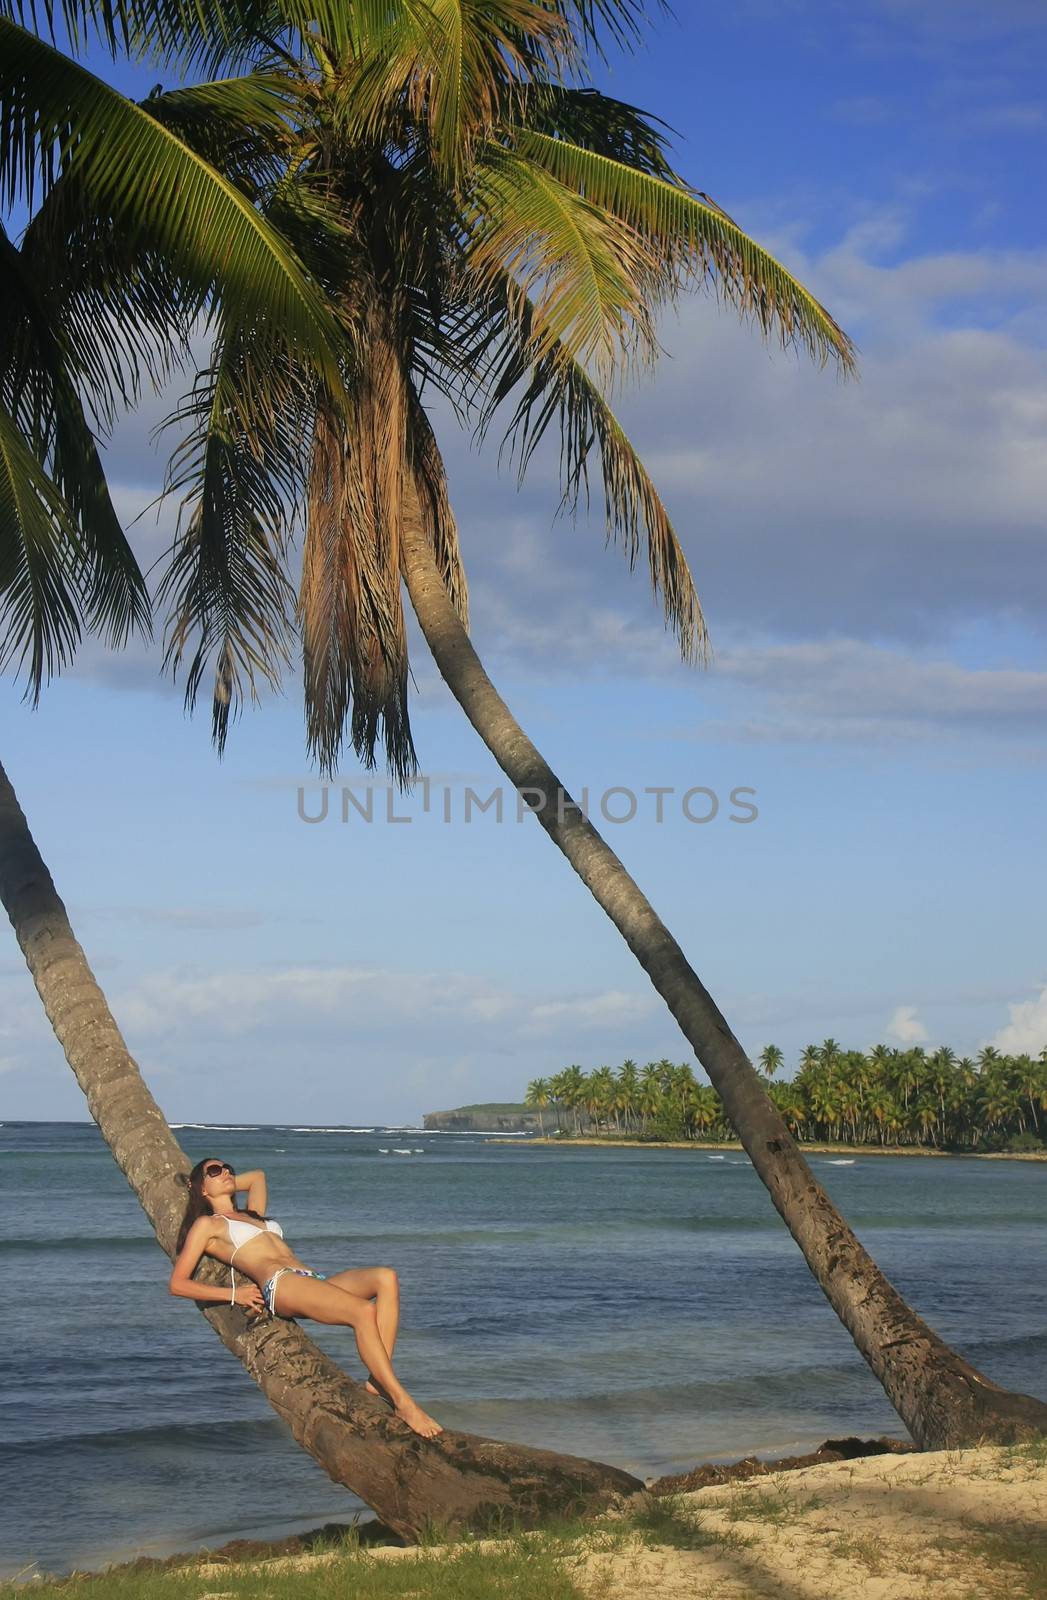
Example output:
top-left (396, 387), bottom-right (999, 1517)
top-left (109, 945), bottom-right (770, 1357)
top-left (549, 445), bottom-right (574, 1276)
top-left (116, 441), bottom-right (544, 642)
top-left (131, 0), bottom-right (857, 781)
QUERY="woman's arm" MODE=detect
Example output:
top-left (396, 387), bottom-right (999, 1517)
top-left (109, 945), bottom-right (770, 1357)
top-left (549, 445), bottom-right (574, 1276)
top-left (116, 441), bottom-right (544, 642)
top-left (167, 1216), bottom-right (264, 1310)
top-left (235, 1168), bottom-right (267, 1214)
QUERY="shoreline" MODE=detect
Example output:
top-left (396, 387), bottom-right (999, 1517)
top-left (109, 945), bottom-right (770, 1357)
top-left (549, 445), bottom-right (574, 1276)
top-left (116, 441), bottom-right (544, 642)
top-left (13, 1441), bottom-right (1046, 1597)
top-left (501, 1136), bottom-right (1047, 1160)
top-left (17, 1434), bottom-right (911, 1583)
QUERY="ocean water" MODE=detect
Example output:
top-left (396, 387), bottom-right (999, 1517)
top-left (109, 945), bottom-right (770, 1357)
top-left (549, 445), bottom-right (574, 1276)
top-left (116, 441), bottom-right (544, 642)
top-left (1, 1121), bottom-right (1045, 1578)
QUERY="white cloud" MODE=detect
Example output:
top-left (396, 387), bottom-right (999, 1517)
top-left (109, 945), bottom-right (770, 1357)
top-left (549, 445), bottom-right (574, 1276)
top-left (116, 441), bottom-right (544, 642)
top-left (989, 985), bottom-right (1047, 1055)
top-left (525, 990), bottom-right (659, 1031)
top-left (73, 904), bottom-right (274, 931)
top-left (665, 637), bottom-right (1047, 746)
top-left (103, 962), bottom-right (652, 1044)
top-left (886, 1004), bottom-right (929, 1043)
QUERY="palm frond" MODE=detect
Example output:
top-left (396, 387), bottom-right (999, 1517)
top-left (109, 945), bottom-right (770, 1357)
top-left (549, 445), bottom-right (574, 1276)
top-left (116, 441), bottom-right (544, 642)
top-left (154, 323), bottom-right (309, 753)
top-left (0, 21), bottom-right (349, 399)
top-left (17, 169), bottom-right (195, 432)
top-left (335, 0), bottom-right (571, 173)
top-left (0, 401), bottom-right (85, 697)
top-left (300, 316), bottom-right (419, 785)
top-left (136, 70), bottom-right (299, 189)
top-left (457, 285), bottom-right (708, 666)
top-left (464, 146), bottom-right (661, 376)
top-left (515, 130), bottom-right (857, 370)
top-left (557, 0), bottom-right (665, 59)
top-left (0, 224), bottom-right (151, 652)
top-left (2, 0), bottom-right (345, 76)
top-left (519, 84), bottom-right (679, 178)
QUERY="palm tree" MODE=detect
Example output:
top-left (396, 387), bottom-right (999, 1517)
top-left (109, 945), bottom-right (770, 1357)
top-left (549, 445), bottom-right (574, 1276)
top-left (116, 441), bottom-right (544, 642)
top-left (692, 1085), bottom-right (720, 1139)
top-left (10, 0), bottom-right (1047, 1452)
top-left (525, 1075), bottom-right (550, 1134)
top-left (547, 1068), bottom-right (569, 1132)
top-left (637, 1075), bottom-right (660, 1138)
top-left (759, 1044), bottom-right (784, 1078)
top-left (0, 762), bottom-right (638, 1533)
top-left (616, 1059), bottom-right (640, 1133)
top-left (560, 1063), bottom-right (587, 1134)
top-left (1013, 1055), bottom-right (1043, 1135)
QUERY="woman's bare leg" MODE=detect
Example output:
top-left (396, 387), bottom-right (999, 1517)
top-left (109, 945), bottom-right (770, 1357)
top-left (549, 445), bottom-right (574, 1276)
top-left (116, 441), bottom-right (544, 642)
top-left (273, 1274), bottom-right (441, 1439)
top-left (325, 1266), bottom-right (400, 1395)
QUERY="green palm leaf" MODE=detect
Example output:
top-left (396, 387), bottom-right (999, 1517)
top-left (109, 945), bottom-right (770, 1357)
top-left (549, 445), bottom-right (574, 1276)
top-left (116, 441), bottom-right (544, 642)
top-left (0, 225), bottom-right (151, 663)
top-left (138, 70), bottom-right (299, 183)
top-left (462, 282), bottom-right (707, 666)
top-left (1, 0), bottom-right (353, 75)
top-left (0, 401), bottom-right (85, 696)
top-left (465, 146), bottom-right (659, 373)
top-left (511, 353), bottom-right (708, 667)
top-left (155, 324), bottom-right (308, 752)
top-left (520, 84), bottom-right (678, 178)
top-left (336, 0), bottom-right (570, 174)
top-left (0, 21), bottom-right (348, 399)
top-left (558, 0), bottom-right (663, 56)
top-left (515, 129), bottom-right (857, 369)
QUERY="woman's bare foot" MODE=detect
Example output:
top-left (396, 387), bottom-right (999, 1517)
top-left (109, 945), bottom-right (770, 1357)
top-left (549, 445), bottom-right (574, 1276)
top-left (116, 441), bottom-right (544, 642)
top-left (394, 1396), bottom-right (443, 1439)
top-left (364, 1377), bottom-right (393, 1405)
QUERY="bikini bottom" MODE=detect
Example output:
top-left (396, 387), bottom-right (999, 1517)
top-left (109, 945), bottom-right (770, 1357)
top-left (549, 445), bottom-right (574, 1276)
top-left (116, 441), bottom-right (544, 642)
top-left (262, 1266), bottom-right (328, 1316)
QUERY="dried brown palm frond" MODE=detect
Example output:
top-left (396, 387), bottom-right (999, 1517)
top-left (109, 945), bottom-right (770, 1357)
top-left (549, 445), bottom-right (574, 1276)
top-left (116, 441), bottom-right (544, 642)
top-left (300, 307), bottom-right (418, 784)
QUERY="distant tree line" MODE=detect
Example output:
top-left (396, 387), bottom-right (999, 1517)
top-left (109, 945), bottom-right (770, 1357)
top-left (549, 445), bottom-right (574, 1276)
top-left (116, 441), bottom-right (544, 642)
top-left (525, 1041), bottom-right (1047, 1151)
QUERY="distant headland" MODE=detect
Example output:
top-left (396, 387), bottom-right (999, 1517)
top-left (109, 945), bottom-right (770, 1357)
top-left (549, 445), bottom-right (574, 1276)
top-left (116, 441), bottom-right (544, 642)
top-left (422, 1103), bottom-right (542, 1133)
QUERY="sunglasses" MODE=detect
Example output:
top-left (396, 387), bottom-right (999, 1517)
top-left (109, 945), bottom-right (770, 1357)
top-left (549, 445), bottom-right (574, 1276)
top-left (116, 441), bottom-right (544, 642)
top-left (203, 1162), bottom-right (235, 1178)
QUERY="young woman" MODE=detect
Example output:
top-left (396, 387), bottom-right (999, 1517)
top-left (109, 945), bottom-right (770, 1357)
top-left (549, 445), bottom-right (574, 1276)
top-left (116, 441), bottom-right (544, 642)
top-left (168, 1157), bottom-right (442, 1439)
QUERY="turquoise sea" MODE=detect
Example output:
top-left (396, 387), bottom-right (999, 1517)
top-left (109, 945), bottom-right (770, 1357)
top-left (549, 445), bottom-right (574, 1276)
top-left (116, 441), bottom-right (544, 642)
top-left (1, 1121), bottom-right (1045, 1578)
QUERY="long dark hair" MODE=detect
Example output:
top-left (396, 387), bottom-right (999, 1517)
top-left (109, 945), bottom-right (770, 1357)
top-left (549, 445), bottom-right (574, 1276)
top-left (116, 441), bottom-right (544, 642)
top-left (176, 1157), bottom-right (266, 1253)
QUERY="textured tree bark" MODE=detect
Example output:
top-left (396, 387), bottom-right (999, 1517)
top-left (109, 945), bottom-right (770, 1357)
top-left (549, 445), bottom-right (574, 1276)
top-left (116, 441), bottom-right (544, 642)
top-left (400, 507), bottom-right (1047, 1451)
top-left (0, 758), bottom-right (641, 1537)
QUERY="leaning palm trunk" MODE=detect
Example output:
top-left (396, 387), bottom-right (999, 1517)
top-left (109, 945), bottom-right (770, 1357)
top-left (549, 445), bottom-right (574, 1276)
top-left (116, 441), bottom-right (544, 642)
top-left (0, 759), bottom-right (640, 1535)
top-left (400, 508), bottom-right (1047, 1451)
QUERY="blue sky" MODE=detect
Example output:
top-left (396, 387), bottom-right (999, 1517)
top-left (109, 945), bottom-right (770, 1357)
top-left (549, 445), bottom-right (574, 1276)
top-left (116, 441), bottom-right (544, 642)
top-left (2, 0), bottom-right (1046, 1123)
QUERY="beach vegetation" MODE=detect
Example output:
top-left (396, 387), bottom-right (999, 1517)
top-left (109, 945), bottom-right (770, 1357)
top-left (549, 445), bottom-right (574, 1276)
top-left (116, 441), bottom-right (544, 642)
top-left (625, 1491), bottom-right (751, 1552)
top-left (932, 1523), bottom-right (1047, 1600)
top-left (6, 1540), bottom-right (592, 1599)
top-left (706, 1484), bottom-right (826, 1527)
top-left (530, 1041), bottom-right (1047, 1152)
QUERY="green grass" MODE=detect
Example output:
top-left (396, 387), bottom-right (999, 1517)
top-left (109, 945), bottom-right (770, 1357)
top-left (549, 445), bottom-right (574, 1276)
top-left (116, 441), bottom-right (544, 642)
top-left (6, 1493), bottom-right (771, 1600)
top-left (966, 1524), bottom-right (1047, 1599)
top-left (6, 1539), bottom-right (590, 1600)
top-left (929, 1522), bottom-right (1047, 1600)
top-left (625, 1491), bottom-right (751, 1552)
top-left (999, 1434), bottom-right (1047, 1470)
top-left (705, 1484), bottom-right (825, 1528)
top-left (16, 1455), bottom-right (1047, 1600)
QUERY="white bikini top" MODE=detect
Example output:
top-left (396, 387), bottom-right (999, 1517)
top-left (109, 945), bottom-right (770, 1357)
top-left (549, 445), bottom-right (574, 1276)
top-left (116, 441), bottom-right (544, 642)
top-left (218, 1211), bottom-right (284, 1307)
top-left (220, 1212), bottom-right (284, 1256)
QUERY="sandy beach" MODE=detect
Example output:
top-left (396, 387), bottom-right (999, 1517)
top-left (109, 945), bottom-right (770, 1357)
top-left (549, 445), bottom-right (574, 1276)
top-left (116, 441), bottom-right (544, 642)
top-left (76, 1442), bottom-right (1042, 1600)
top-left (588, 1444), bottom-right (1047, 1599)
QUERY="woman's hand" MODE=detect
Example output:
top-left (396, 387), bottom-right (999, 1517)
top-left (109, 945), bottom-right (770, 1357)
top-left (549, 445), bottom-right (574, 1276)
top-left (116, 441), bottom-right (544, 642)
top-left (234, 1283), bottom-right (267, 1315)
